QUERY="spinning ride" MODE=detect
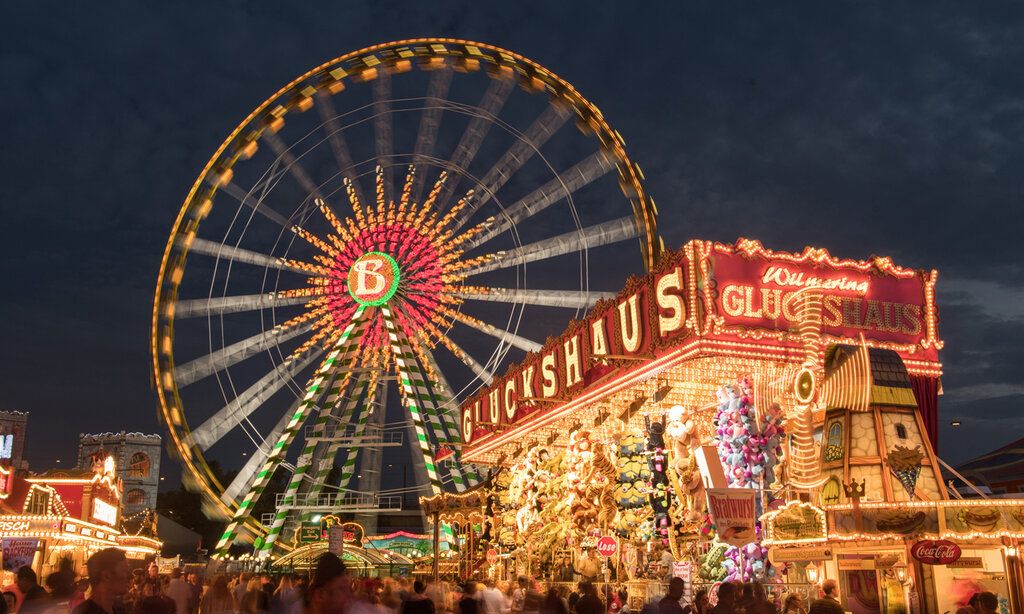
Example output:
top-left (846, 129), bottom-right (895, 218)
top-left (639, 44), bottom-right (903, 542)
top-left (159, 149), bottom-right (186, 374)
top-left (151, 39), bottom-right (659, 557)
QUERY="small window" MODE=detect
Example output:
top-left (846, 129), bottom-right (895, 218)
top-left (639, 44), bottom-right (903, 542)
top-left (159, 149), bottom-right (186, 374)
top-left (822, 477), bottom-right (842, 505)
top-left (129, 453), bottom-right (151, 478)
top-left (895, 424), bottom-right (907, 440)
top-left (824, 421), bottom-right (844, 462)
top-left (126, 489), bottom-right (147, 506)
top-left (27, 490), bottom-right (49, 515)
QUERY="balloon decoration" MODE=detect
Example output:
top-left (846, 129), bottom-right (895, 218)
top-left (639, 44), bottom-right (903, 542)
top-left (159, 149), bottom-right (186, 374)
top-left (714, 377), bottom-right (786, 488)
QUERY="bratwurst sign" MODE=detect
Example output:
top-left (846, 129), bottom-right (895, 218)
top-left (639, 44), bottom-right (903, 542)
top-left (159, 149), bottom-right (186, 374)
top-left (460, 238), bottom-right (941, 451)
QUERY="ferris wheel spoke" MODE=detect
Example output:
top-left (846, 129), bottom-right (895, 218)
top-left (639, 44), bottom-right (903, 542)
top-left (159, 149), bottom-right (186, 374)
top-left (261, 131), bottom-right (325, 201)
top-left (411, 68), bottom-right (454, 203)
top-left (419, 347), bottom-right (480, 490)
top-left (464, 216), bottom-right (640, 276)
top-left (220, 403), bottom-right (299, 507)
top-left (441, 307), bottom-right (541, 353)
top-left (454, 104), bottom-right (571, 229)
top-left (174, 293), bottom-right (310, 319)
top-left (435, 77), bottom-right (516, 211)
top-left (373, 70), bottom-right (393, 204)
top-left (315, 91), bottom-right (368, 207)
top-left (466, 151), bottom-right (616, 248)
top-left (172, 322), bottom-right (315, 387)
top-left (215, 180), bottom-right (293, 228)
top-left (450, 287), bottom-right (615, 310)
top-left (186, 238), bottom-right (322, 276)
top-left (190, 344), bottom-right (326, 451)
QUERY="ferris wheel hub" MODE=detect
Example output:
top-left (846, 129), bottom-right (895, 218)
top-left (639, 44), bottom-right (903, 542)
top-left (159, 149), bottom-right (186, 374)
top-left (347, 251), bottom-right (401, 306)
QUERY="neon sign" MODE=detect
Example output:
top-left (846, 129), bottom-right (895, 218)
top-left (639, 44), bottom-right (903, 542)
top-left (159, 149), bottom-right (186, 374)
top-left (91, 498), bottom-right (118, 526)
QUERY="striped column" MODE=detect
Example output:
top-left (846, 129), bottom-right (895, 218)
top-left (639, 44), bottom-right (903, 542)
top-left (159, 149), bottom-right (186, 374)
top-left (381, 307), bottom-right (443, 494)
top-left (214, 306), bottom-right (368, 556)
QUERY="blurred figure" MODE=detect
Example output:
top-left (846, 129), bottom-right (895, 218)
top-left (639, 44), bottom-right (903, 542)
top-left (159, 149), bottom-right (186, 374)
top-left (707, 583), bottom-right (735, 614)
top-left (573, 583), bottom-right (602, 614)
top-left (135, 582), bottom-right (175, 614)
top-left (399, 581), bottom-right (434, 614)
top-left (807, 580), bottom-right (842, 614)
top-left (240, 579), bottom-right (268, 614)
top-left (18, 567), bottom-right (48, 614)
top-left (185, 574), bottom-right (201, 614)
top-left (480, 580), bottom-right (504, 614)
top-left (3, 592), bottom-right (18, 614)
top-left (424, 580), bottom-right (445, 614)
top-left (657, 578), bottom-right (685, 614)
top-left (782, 593), bottom-right (806, 614)
top-left (165, 570), bottom-right (191, 614)
top-left (538, 589), bottom-right (566, 614)
top-left (688, 589), bottom-right (708, 614)
top-left (72, 548), bottom-right (131, 614)
top-left (231, 576), bottom-right (250, 609)
top-left (975, 592), bottom-right (998, 614)
top-left (748, 584), bottom-right (776, 614)
top-left (198, 577), bottom-right (235, 614)
top-left (305, 554), bottom-right (351, 614)
top-left (271, 576), bottom-right (300, 614)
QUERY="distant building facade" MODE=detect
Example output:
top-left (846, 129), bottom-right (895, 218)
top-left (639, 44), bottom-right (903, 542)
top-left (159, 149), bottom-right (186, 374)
top-left (78, 432), bottom-right (161, 515)
top-left (0, 410), bottom-right (29, 473)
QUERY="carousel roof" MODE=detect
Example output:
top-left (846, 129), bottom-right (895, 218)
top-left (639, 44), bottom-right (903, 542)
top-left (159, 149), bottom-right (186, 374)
top-left (272, 542), bottom-right (415, 570)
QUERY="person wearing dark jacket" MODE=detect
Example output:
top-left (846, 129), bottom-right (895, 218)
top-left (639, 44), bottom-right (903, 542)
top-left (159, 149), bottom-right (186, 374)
top-left (573, 583), bottom-right (603, 614)
top-left (807, 580), bottom-right (843, 614)
top-left (16, 568), bottom-right (48, 614)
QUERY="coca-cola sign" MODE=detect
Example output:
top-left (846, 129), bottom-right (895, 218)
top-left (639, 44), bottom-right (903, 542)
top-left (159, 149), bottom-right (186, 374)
top-left (911, 539), bottom-right (961, 565)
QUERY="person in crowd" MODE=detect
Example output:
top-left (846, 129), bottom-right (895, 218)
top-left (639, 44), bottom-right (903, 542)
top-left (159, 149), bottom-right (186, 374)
top-left (707, 583), bottom-right (735, 614)
top-left (3, 592), bottom-right (17, 614)
top-left (231, 575), bottom-right (250, 609)
top-left (807, 580), bottom-right (842, 614)
top-left (572, 583), bottom-right (602, 614)
top-left (510, 579), bottom-right (526, 614)
top-left (136, 581), bottom-right (175, 614)
top-left (72, 548), bottom-right (131, 614)
top-left (424, 581), bottom-right (446, 614)
top-left (975, 592), bottom-right (999, 614)
top-left (617, 590), bottom-right (631, 614)
top-left (271, 575), bottom-right (300, 614)
top-left (748, 584), bottom-right (777, 614)
top-left (43, 569), bottom-right (77, 614)
top-left (240, 578), bottom-right (269, 614)
top-left (781, 593), bottom-right (806, 614)
top-left (538, 589), bottom-right (566, 614)
top-left (198, 577), bottom-right (236, 614)
top-left (457, 583), bottom-right (481, 614)
top-left (656, 578), bottom-right (684, 614)
top-left (305, 554), bottom-right (351, 614)
top-left (259, 577), bottom-right (276, 605)
top-left (399, 581), bottom-right (434, 614)
top-left (165, 570), bottom-right (192, 614)
top-left (185, 573), bottom-right (201, 614)
top-left (17, 567), bottom-right (49, 614)
top-left (480, 580), bottom-right (505, 614)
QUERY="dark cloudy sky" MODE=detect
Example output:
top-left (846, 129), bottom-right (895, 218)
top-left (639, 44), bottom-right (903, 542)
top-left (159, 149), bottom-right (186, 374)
top-left (2, 1), bottom-right (1023, 484)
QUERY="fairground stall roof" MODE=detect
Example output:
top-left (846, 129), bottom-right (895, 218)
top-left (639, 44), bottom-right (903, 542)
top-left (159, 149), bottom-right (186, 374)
top-left (460, 238), bottom-right (942, 465)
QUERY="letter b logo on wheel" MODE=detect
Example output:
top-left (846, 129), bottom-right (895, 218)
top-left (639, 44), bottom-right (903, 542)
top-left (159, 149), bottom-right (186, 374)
top-left (348, 252), bottom-right (400, 306)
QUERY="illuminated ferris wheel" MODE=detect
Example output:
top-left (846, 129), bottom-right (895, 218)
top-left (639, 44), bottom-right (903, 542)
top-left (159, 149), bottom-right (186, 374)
top-left (152, 39), bottom-right (659, 557)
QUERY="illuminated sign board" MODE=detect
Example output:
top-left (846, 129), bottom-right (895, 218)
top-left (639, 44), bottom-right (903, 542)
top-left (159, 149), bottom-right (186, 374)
top-left (0, 518), bottom-right (61, 533)
top-left (461, 238), bottom-right (941, 454)
top-left (91, 498), bottom-right (118, 527)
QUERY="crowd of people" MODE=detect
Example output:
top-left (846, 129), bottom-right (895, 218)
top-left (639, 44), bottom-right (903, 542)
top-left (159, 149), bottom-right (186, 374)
top-left (0, 549), bottom-right (1005, 614)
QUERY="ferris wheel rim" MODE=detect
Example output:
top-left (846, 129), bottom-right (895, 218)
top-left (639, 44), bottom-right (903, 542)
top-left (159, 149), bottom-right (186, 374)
top-left (151, 38), bottom-right (660, 530)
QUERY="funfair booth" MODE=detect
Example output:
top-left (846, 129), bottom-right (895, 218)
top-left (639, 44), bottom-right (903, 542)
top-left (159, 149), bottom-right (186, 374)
top-left (0, 456), bottom-right (161, 577)
top-left (454, 238), bottom-right (1021, 613)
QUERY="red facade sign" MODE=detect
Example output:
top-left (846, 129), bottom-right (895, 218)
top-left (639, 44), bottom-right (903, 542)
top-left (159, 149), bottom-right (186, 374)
top-left (910, 539), bottom-right (961, 565)
top-left (596, 536), bottom-right (618, 557)
top-left (460, 239), bottom-right (942, 458)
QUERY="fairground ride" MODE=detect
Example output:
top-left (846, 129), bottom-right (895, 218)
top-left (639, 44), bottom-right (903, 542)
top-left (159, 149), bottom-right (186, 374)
top-left (152, 39), bottom-right (659, 558)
